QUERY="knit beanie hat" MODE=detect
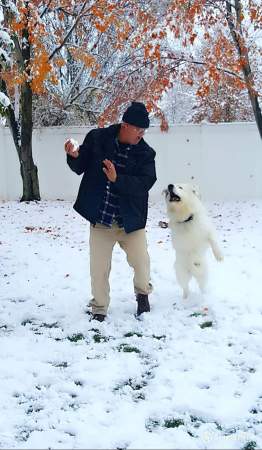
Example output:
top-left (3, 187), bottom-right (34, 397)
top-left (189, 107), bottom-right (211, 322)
top-left (122, 102), bottom-right (150, 129)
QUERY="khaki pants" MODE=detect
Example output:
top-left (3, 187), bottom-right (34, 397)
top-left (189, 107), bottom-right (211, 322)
top-left (89, 223), bottom-right (152, 315)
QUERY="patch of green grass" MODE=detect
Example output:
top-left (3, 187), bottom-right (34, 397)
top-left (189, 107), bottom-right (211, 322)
top-left (69, 402), bottom-right (79, 410)
top-left (242, 441), bottom-right (257, 450)
top-left (144, 370), bottom-right (153, 379)
top-left (21, 319), bottom-right (34, 326)
top-left (117, 343), bottom-right (141, 353)
top-left (215, 422), bottom-right (222, 431)
top-left (40, 322), bottom-right (59, 328)
top-left (130, 380), bottom-right (147, 390)
top-left (145, 418), bottom-right (161, 432)
top-left (114, 378), bottom-right (147, 392)
top-left (133, 392), bottom-right (145, 401)
top-left (93, 333), bottom-right (109, 343)
top-left (190, 312), bottom-right (204, 317)
top-left (65, 431), bottom-right (76, 437)
top-left (124, 331), bottom-right (143, 338)
top-left (164, 418), bottom-right (184, 428)
top-left (16, 429), bottom-right (31, 442)
top-left (26, 406), bottom-right (33, 415)
top-left (26, 405), bottom-right (43, 415)
top-left (67, 333), bottom-right (85, 342)
top-left (190, 415), bottom-right (205, 428)
top-left (188, 430), bottom-right (195, 437)
top-left (52, 361), bottom-right (68, 368)
top-left (152, 334), bottom-right (166, 340)
top-left (200, 321), bottom-right (213, 329)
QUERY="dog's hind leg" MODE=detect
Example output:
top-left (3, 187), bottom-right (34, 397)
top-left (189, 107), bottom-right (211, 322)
top-left (192, 260), bottom-right (208, 294)
top-left (175, 261), bottom-right (191, 299)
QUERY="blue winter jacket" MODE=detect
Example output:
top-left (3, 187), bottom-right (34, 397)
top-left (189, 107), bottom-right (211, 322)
top-left (67, 124), bottom-right (157, 233)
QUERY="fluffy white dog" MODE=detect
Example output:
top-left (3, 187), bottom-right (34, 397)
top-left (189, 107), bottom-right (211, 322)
top-left (164, 183), bottom-right (223, 299)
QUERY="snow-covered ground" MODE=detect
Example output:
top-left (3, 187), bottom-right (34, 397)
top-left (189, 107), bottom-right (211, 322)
top-left (0, 198), bottom-right (262, 449)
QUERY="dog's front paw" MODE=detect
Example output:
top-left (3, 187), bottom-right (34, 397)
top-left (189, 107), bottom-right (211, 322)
top-left (215, 252), bottom-right (224, 262)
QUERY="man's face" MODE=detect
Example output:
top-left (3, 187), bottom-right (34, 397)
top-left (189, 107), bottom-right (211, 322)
top-left (122, 123), bottom-right (146, 145)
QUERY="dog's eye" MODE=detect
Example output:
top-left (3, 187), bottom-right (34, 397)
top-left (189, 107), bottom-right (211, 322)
top-left (178, 186), bottom-right (183, 190)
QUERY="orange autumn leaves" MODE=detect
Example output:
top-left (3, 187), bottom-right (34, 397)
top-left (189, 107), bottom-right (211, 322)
top-left (3, 0), bottom-right (136, 95)
top-left (2, 0), bottom-right (261, 128)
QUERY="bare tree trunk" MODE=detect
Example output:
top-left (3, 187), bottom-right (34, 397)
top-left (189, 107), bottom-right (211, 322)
top-left (19, 3), bottom-right (40, 201)
top-left (1, 76), bottom-right (40, 200)
top-left (1, 0), bottom-right (41, 200)
top-left (241, 65), bottom-right (262, 140)
top-left (20, 81), bottom-right (40, 201)
top-left (226, 0), bottom-right (262, 139)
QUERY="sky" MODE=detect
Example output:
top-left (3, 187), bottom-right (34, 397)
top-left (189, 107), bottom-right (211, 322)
top-left (0, 198), bottom-right (262, 449)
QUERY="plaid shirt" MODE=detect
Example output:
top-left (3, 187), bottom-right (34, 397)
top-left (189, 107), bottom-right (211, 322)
top-left (96, 139), bottom-right (131, 228)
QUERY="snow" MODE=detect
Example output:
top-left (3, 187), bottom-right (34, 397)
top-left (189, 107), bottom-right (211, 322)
top-left (0, 30), bottom-right (12, 45)
top-left (0, 0), bottom-right (18, 16)
top-left (0, 28), bottom-right (13, 65)
top-left (0, 198), bottom-right (262, 449)
top-left (0, 92), bottom-right (10, 108)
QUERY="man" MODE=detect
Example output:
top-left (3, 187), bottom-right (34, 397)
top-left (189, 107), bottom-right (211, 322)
top-left (65, 102), bottom-right (157, 322)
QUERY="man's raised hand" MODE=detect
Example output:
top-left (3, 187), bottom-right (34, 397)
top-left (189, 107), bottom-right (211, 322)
top-left (103, 159), bottom-right (117, 182)
top-left (65, 138), bottom-right (79, 158)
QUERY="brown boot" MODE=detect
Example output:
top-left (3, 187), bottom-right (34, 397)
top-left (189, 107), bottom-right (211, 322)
top-left (136, 293), bottom-right (150, 316)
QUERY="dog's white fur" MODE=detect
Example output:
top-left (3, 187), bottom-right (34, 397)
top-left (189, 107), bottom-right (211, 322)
top-left (164, 183), bottom-right (223, 299)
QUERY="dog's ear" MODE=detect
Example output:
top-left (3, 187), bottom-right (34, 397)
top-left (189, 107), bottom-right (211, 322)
top-left (192, 185), bottom-right (201, 199)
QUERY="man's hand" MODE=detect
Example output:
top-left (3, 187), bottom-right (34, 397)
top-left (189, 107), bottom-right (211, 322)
top-left (103, 159), bottom-right (117, 182)
top-left (65, 138), bottom-right (79, 158)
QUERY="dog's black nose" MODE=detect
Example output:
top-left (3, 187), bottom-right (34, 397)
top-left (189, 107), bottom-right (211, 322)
top-left (168, 184), bottom-right (174, 192)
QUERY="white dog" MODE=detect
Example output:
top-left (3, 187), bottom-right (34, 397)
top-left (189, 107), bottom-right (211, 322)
top-left (164, 183), bottom-right (223, 299)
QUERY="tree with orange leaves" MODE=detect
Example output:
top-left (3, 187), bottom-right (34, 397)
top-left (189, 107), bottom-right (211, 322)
top-left (0, 0), bottom-right (176, 200)
top-left (1, 0), bottom-right (153, 200)
top-left (30, 0), bottom-right (176, 131)
top-left (1, 0), bottom-right (97, 200)
top-left (161, 0), bottom-right (262, 137)
top-left (2, 0), bottom-right (260, 204)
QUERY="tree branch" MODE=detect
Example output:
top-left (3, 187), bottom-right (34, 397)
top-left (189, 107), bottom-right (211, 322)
top-left (48, 0), bottom-right (90, 62)
top-left (40, 0), bottom-right (53, 19)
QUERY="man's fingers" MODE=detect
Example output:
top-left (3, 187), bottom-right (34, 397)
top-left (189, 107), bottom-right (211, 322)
top-left (103, 159), bottom-right (114, 170)
top-left (65, 141), bottom-right (71, 151)
top-left (65, 143), bottom-right (74, 153)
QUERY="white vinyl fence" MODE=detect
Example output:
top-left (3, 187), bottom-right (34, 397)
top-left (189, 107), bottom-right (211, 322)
top-left (0, 122), bottom-right (261, 202)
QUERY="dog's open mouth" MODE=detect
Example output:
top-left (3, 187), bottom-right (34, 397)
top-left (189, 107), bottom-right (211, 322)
top-left (169, 193), bottom-right (181, 202)
top-left (167, 184), bottom-right (181, 202)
